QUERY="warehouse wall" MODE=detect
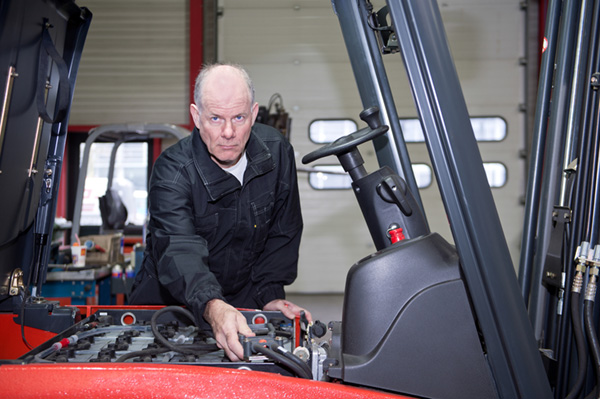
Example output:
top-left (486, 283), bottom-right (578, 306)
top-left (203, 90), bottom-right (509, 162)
top-left (71, 0), bottom-right (527, 293)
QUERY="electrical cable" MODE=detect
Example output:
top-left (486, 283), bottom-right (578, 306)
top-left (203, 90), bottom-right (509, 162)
top-left (267, 93), bottom-right (283, 113)
top-left (251, 343), bottom-right (311, 379)
top-left (115, 347), bottom-right (171, 362)
top-left (150, 305), bottom-right (218, 356)
top-left (19, 230), bottom-right (40, 351)
top-left (19, 288), bottom-right (33, 350)
top-left (115, 342), bottom-right (219, 363)
top-left (270, 342), bottom-right (313, 379)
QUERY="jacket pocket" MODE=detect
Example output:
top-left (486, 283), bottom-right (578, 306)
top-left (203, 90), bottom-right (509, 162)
top-left (194, 212), bottom-right (219, 244)
top-left (250, 191), bottom-right (274, 249)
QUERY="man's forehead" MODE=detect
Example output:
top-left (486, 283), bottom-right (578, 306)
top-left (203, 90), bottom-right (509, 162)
top-left (203, 81), bottom-right (250, 106)
top-left (202, 97), bottom-right (252, 115)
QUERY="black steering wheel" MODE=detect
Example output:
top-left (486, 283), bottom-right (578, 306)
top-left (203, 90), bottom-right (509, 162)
top-left (302, 107), bottom-right (389, 164)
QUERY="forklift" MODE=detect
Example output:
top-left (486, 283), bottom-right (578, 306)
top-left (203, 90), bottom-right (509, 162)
top-left (2, 0), bottom-right (599, 398)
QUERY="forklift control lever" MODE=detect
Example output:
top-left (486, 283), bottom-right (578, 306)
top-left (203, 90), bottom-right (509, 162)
top-left (377, 175), bottom-right (413, 216)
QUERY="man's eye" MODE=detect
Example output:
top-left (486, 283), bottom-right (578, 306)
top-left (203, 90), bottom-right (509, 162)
top-left (234, 115), bottom-right (245, 121)
top-left (210, 116), bottom-right (220, 122)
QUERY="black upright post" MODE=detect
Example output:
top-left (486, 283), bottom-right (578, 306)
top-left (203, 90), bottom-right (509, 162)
top-left (379, 0), bottom-right (551, 397)
top-left (527, 0), bottom-right (582, 341)
top-left (519, 0), bottom-right (563, 303)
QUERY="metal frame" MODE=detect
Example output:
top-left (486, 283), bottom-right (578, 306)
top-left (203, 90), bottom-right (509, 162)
top-left (333, 0), bottom-right (552, 397)
top-left (331, 0), bottom-right (426, 223)
top-left (70, 123), bottom-right (188, 244)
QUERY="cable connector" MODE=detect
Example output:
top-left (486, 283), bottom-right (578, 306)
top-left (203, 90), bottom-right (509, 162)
top-left (575, 241), bottom-right (591, 263)
top-left (586, 245), bottom-right (600, 302)
top-left (572, 269), bottom-right (584, 294)
top-left (572, 242), bottom-right (591, 293)
top-left (585, 273), bottom-right (597, 302)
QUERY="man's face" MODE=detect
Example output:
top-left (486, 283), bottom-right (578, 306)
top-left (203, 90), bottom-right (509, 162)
top-left (190, 70), bottom-right (258, 169)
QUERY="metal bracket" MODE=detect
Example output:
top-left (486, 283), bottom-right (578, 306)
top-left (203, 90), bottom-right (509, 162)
top-left (592, 72), bottom-right (600, 90)
top-left (9, 268), bottom-right (24, 296)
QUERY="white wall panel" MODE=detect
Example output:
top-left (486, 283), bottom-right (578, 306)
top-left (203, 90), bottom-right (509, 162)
top-left (71, 0), bottom-right (188, 125)
top-left (220, 0), bottom-right (525, 292)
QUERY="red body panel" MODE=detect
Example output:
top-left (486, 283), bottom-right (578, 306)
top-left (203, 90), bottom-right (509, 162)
top-left (0, 364), bottom-right (411, 399)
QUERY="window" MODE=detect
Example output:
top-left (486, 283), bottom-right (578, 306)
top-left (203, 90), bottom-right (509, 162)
top-left (308, 164), bottom-right (432, 190)
top-left (399, 116), bottom-right (507, 142)
top-left (309, 119), bottom-right (358, 143)
top-left (483, 162), bottom-right (507, 188)
top-left (412, 164), bottom-right (432, 188)
top-left (308, 165), bottom-right (352, 190)
top-left (80, 142), bottom-right (148, 226)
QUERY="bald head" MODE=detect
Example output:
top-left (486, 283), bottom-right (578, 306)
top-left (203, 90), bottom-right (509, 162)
top-left (193, 63), bottom-right (255, 113)
top-left (189, 63), bottom-right (259, 168)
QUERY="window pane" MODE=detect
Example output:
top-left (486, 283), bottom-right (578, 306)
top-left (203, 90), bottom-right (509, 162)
top-left (80, 142), bottom-right (148, 226)
top-left (308, 163), bottom-right (432, 190)
top-left (412, 164), bottom-right (432, 188)
top-left (399, 119), bottom-right (425, 142)
top-left (400, 116), bottom-right (507, 142)
top-left (471, 117), bottom-right (507, 141)
top-left (308, 165), bottom-right (352, 190)
top-left (483, 162), bottom-right (507, 188)
top-left (309, 119), bottom-right (358, 143)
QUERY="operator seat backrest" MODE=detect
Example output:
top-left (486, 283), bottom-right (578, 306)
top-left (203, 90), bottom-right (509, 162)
top-left (99, 189), bottom-right (128, 231)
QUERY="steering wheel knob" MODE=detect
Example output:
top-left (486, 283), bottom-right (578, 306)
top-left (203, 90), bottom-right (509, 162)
top-left (359, 107), bottom-right (382, 129)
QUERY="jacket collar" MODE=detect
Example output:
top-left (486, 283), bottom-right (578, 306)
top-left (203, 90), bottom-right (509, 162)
top-left (191, 126), bottom-right (276, 201)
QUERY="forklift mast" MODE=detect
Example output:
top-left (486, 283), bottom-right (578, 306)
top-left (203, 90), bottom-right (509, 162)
top-left (332, 1), bottom-right (552, 397)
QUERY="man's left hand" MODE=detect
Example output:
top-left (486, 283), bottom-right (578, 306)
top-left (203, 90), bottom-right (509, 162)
top-left (263, 299), bottom-right (313, 323)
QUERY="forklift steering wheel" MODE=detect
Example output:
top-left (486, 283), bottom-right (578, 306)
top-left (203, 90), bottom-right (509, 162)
top-left (302, 107), bottom-right (389, 164)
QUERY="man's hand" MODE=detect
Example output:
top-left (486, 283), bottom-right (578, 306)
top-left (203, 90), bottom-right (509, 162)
top-left (203, 299), bottom-right (254, 361)
top-left (263, 299), bottom-right (313, 323)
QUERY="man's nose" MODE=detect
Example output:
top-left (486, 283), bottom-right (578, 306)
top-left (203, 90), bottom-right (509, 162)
top-left (222, 120), bottom-right (235, 139)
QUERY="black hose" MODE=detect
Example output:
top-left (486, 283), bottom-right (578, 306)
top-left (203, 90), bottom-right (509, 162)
top-left (19, 289), bottom-right (33, 350)
top-left (271, 342), bottom-right (313, 379)
top-left (585, 299), bottom-right (600, 397)
top-left (252, 343), bottom-right (311, 379)
top-left (115, 347), bottom-right (171, 362)
top-left (566, 291), bottom-right (587, 399)
top-left (584, 387), bottom-right (599, 399)
top-left (150, 306), bottom-right (217, 356)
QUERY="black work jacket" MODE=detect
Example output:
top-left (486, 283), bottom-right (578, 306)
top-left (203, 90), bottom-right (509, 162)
top-left (131, 124), bottom-right (303, 323)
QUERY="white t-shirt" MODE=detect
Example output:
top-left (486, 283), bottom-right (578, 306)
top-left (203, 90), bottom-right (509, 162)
top-left (223, 151), bottom-right (247, 184)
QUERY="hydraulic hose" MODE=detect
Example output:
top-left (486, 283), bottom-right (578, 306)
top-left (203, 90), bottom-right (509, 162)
top-left (585, 299), bottom-right (600, 399)
top-left (585, 268), bottom-right (600, 399)
top-left (565, 291), bottom-right (587, 399)
top-left (252, 343), bottom-right (312, 379)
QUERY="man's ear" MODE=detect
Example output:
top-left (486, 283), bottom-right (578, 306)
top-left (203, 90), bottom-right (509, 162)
top-left (251, 102), bottom-right (259, 124)
top-left (190, 103), bottom-right (201, 128)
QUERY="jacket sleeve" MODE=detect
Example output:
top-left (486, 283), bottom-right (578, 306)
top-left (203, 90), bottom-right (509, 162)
top-left (147, 157), bottom-right (225, 323)
top-left (251, 143), bottom-right (303, 307)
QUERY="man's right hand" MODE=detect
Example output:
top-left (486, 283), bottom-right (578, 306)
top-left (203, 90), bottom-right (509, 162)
top-left (203, 299), bottom-right (254, 361)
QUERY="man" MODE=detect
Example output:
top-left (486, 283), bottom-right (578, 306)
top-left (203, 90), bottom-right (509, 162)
top-left (130, 63), bottom-right (311, 361)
